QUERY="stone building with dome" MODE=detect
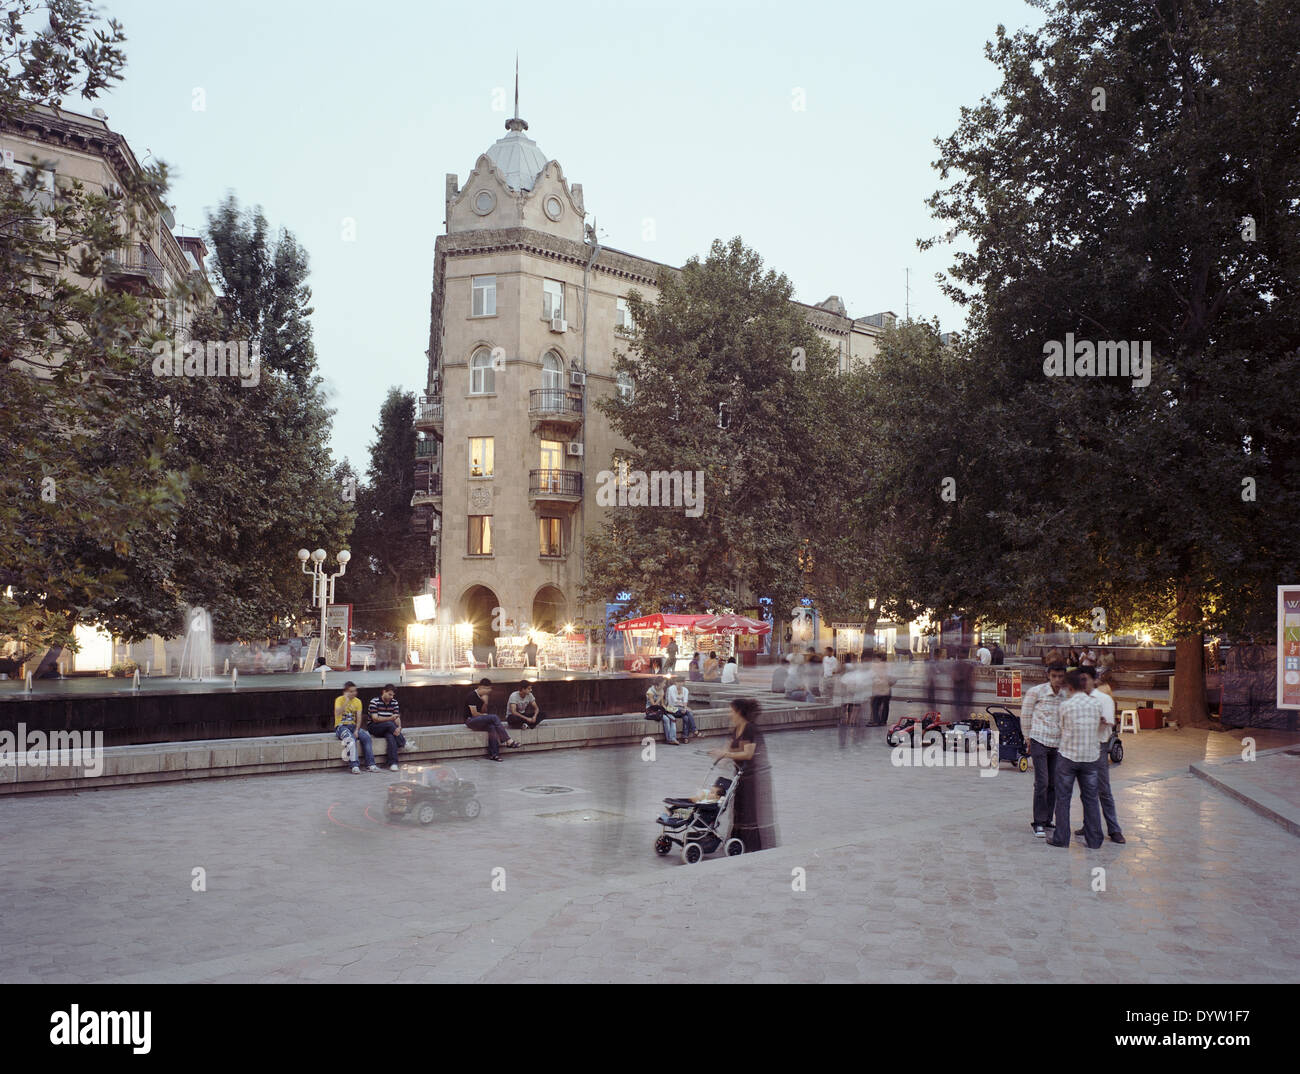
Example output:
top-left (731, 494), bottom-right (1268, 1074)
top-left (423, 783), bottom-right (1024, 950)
top-left (413, 92), bottom-right (897, 653)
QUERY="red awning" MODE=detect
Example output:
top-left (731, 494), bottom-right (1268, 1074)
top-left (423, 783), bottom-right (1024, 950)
top-left (692, 613), bottom-right (772, 636)
top-left (612, 613), bottom-right (711, 632)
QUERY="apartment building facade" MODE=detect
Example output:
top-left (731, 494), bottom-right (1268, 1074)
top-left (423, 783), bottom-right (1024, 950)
top-left (0, 104), bottom-right (213, 349)
top-left (415, 104), bottom-right (897, 649)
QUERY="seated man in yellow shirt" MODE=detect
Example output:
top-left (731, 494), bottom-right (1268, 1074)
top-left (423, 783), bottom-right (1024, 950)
top-left (334, 681), bottom-right (377, 774)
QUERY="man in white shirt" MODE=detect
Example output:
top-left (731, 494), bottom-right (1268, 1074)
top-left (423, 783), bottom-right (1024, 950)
top-left (1076, 667), bottom-right (1124, 843)
top-left (720, 657), bottom-right (739, 684)
top-left (976, 643), bottom-right (991, 665)
top-left (1021, 664), bottom-right (1066, 837)
top-left (822, 647), bottom-right (838, 678)
top-left (665, 678), bottom-right (698, 741)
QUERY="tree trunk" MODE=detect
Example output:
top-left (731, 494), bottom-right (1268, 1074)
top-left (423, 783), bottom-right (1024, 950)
top-left (1170, 582), bottom-right (1210, 727)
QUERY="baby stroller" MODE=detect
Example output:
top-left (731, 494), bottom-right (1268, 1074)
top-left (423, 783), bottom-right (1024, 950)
top-left (654, 758), bottom-right (745, 864)
top-left (986, 703), bottom-right (1029, 771)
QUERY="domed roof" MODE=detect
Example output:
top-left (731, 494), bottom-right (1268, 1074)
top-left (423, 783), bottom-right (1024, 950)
top-left (484, 120), bottom-right (548, 192)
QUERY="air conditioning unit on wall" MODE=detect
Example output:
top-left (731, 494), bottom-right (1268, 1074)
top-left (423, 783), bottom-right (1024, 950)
top-left (550, 314), bottom-right (567, 333)
top-left (566, 442), bottom-right (584, 457)
top-left (570, 371), bottom-right (586, 387)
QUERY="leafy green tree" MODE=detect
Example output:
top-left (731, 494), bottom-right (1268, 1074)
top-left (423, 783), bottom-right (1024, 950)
top-left (580, 237), bottom-right (835, 629)
top-left (335, 388), bottom-right (428, 634)
top-left (161, 197), bottom-right (353, 639)
top-left (0, 0), bottom-right (192, 654)
top-left (925, 0), bottom-right (1300, 721)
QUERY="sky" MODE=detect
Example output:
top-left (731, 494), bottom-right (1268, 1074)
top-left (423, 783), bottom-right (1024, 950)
top-left (81, 0), bottom-right (1048, 470)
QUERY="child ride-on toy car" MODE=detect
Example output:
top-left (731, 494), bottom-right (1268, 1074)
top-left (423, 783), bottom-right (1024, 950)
top-left (385, 764), bottom-right (480, 824)
top-left (886, 711), bottom-right (949, 748)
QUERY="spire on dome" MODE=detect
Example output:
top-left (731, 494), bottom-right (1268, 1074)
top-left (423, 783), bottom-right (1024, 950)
top-left (506, 54), bottom-right (528, 132)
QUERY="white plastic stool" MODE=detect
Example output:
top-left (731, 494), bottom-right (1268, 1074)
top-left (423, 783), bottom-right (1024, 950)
top-left (1119, 709), bottom-right (1139, 734)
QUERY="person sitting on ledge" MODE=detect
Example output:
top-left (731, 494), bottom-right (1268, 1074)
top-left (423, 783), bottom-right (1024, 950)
top-left (665, 676), bottom-right (700, 742)
top-left (770, 655), bottom-right (790, 693)
top-left (687, 653), bottom-right (703, 682)
top-left (334, 681), bottom-right (376, 774)
top-left (366, 683), bottom-right (408, 772)
top-left (721, 655), bottom-right (739, 684)
top-left (701, 650), bottom-right (722, 682)
top-left (506, 681), bottom-right (545, 730)
top-left (465, 678), bottom-right (519, 762)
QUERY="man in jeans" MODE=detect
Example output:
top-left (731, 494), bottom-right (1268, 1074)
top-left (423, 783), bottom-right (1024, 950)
top-left (1075, 667), bottom-right (1124, 843)
top-left (665, 677), bottom-right (698, 743)
top-left (334, 681), bottom-right (377, 774)
top-left (465, 678), bottom-right (518, 761)
top-left (1022, 664), bottom-right (1066, 837)
top-left (1046, 670), bottom-right (1105, 849)
top-left (506, 681), bottom-right (545, 730)
top-left (367, 683), bottom-right (407, 772)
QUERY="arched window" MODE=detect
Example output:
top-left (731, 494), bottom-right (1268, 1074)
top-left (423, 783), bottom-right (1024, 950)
top-left (541, 350), bottom-right (564, 391)
top-left (616, 371), bottom-right (634, 401)
top-left (470, 347), bottom-right (495, 395)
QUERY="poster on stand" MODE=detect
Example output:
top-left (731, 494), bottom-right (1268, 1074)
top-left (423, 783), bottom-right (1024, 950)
top-left (1278, 585), bottom-right (1300, 710)
top-left (326, 604), bottom-right (352, 671)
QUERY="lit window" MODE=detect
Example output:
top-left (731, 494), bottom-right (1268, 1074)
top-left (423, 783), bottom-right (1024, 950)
top-left (539, 439), bottom-right (563, 472)
top-left (468, 515), bottom-right (493, 555)
top-left (616, 297), bottom-right (635, 332)
top-left (543, 278), bottom-right (564, 321)
top-left (469, 437), bottom-right (494, 478)
top-left (472, 275), bottom-right (496, 317)
top-left (540, 517), bottom-right (562, 557)
top-left (470, 347), bottom-right (495, 394)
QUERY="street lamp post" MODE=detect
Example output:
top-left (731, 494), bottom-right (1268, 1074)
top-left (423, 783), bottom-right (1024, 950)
top-left (299, 547), bottom-right (350, 668)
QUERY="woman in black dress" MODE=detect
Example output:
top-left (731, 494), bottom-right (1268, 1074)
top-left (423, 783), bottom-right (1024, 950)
top-left (709, 698), bottom-right (778, 851)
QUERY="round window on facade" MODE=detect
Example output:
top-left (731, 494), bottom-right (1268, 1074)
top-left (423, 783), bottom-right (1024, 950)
top-left (543, 195), bottom-right (564, 221)
top-left (474, 190), bottom-right (496, 215)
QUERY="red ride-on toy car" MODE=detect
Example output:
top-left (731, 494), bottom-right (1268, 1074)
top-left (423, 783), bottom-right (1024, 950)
top-left (886, 711), bottom-right (949, 748)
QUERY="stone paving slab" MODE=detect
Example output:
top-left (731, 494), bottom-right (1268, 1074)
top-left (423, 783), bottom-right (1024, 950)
top-left (1, 720), bottom-right (1296, 984)
top-left (1191, 747), bottom-right (1300, 837)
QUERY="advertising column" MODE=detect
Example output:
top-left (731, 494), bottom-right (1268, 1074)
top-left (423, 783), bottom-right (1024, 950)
top-left (1279, 585), bottom-right (1300, 710)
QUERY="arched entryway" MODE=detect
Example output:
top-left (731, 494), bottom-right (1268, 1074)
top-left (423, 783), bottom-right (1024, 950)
top-left (459, 584), bottom-right (500, 663)
top-left (531, 586), bottom-right (567, 633)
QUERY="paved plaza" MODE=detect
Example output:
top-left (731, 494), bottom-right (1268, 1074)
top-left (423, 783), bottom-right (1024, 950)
top-left (2, 693), bottom-right (1298, 984)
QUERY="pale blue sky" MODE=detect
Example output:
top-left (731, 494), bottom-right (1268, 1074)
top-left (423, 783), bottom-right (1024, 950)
top-left (85, 0), bottom-right (1045, 469)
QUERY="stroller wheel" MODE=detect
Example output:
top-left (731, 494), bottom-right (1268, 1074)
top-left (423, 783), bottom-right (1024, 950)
top-left (681, 842), bottom-right (704, 865)
top-left (1017, 756), bottom-right (1029, 773)
top-left (654, 835), bottom-right (673, 856)
top-left (724, 838), bottom-right (745, 857)
top-left (1110, 740), bottom-right (1124, 764)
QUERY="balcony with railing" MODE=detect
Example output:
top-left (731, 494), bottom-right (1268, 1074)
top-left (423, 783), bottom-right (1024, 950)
top-left (415, 437), bottom-right (438, 459)
top-left (410, 504), bottom-right (440, 538)
top-left (103, 242), bottom-right (165, 296)
top-left (529, 468), bottom-right (583, 503)
top-left (528, 388), bottom-right (583, 430)
top-left (415, 394), bottom-right (443, 434)
top-left (410, 471), bottom-right (442, 507)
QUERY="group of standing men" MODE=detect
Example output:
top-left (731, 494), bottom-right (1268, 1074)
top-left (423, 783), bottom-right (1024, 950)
top-left (1020, 664), bottom-right (1125, 847)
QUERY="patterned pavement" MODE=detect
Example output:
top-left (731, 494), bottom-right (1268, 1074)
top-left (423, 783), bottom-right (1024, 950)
top-left (1, 715), bottom-right (1296, 983)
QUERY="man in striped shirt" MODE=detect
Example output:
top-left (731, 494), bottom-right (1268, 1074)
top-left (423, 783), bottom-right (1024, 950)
top-left (1021, 664), bottom-right (1066, 838)
top-left (367, 684), bottom-right (407, 772)
top-left (1046, 670), bottom-right (1105, 849)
